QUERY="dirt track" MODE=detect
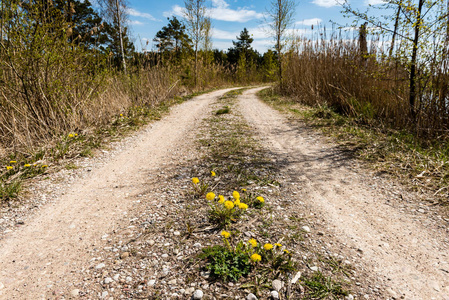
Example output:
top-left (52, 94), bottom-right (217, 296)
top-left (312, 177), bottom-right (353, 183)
top-left (0, 88), bottom-right (238, 299)
top-left (0, 87), bottom-right (448, 299)
top-left (239, 88), bottom-right (449, 299)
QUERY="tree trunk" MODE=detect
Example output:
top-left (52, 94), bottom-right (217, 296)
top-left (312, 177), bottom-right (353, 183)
top-left (115, 0), bottom-right (127, 75)
top-left (389, 0), bottom-right (402, 58)
top-left (409, 0), bottom-right (424, 119)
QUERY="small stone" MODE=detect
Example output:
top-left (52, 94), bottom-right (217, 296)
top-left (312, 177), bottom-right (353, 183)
top-left (168, 279), bottom-right (177, 285)
top-left (95, 263), bottom-right (105, 269)
top-left (148, 279), bottom-right (156, 286)
top-left (193, 243), bottom-right (202, 248)
top-left (148, 240), bottom-right (155, 245)
top-left (113, 274), bottom-right (120, 281)
top-left (192, 289), bottom-right (204, 299)
top-left (345, 295), bottom-right (354, 300)
top-left (120, 252), bottom-right (130, 259)
top-left (104, 277), bottom-right (113, 284)
top-left (272, 280), bottom-right (283, 291)
top-left (101, 291), bottom-right (108, 298)
top-left (174, 231), bottom-right (181, 236)
top-left (270, 290), bottom-right (279, 299)
top-left (0, 282), bottom-right (4, 290)
top-left (310, 266), bottom-right (319, 271)
top-left (302, 226), bottom-right (311, 233)
top-left (317, 231), bottom-right (325, 236)
top-left (70, 289), bottom-right (80, 297)
top-left (180, 288), bottom-right (186, 294)
top-left (246, 293), bottom-right (258, 300)
top-left (125, 276), bottom-right (132, 282)
top-left (161, 254), bottom-right (169, 258)
top-left (291, 271), bottom-right (301, 284)
top-left (172, 293), bottom-right (179, 297)
top-left (418, 208), bottom-right (425, 213)
top-left (386, 288), bottom-right (397, 297)
top-left (185, 287), bottom-right (195, 294)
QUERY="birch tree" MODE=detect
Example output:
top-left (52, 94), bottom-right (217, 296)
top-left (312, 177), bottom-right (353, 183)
top-left (183, 0), bottom-right (207, 87)
top-left (265, 0), bottom-right (296, 90)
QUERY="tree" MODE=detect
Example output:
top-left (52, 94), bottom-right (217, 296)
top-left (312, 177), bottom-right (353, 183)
top-left (97, 0), bottom-right (129, 74)
top-left (183, 0), bottom-right (208, 87)
top-left (265, 0), bottom-right (296, 90)
top-left (154, 17), bottom-right (191, 59)
top-left (342, 0), bottom-right (447, 119)
top-left (227, 28), bottom-right (260, 77)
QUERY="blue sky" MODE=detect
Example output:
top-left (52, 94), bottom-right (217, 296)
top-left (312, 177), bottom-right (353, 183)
top-left (126, 0), bottom-right (386, 53)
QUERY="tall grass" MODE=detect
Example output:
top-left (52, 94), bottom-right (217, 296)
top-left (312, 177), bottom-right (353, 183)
top-left (282, 29), bottom-right (449, 139)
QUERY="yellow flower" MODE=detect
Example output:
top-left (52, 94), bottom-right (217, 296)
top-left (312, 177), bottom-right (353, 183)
top-left (221, 230), bottom-right (230, 239)
top-left (192, 177), bottom-right (200, 184)
top-left (234, 199), bottom-right (241, 205)
top-left (6, 166), bottom-right (13, 170)
top-left (256, 196), bottom-right (265, 203)
top-left (250, 253), bottom-right (261, 262)
top-left (42, 165), bottom-right (48, 168)
top-left (238, 203), bottom-right (248, 210)
top-left (248, 238), bottom-right (257, 248)
top-left (211, 171), bottom-right (216, 177)
top-left (242, 188), bottom-right (247, 192)
top-left (68, 133), bottom-right (74, 138)
top-left (263, 243), bottom-right (273, 251)
top-left (75, 133), bottom-right (78, 136)
top-left (232, 191), bottom-right (240, 200)
top-left (9, 161), bottom-right (16, 164)
top-left (224, 201), bottom-right (234, 209)
top-left (218, 195), bottom-right (225, 203)
top-left (275, 243), bottom-right (282, 247)
top-left (206, 192), bottom-right (215, 201)
top-left (283, 249), bottom-right (290, 254)
top-left (24, 164), bottom-right (31, 167)
top-left (120, 114), bottom-right (123, 117)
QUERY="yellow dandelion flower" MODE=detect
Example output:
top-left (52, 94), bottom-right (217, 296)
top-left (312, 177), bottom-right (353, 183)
top-left (192, 177), bottom-right (200, 184)
top-left (238, 203), bottom-right (248, 210)
top-left (242, 188), bottom-right (247, 192)
top-left (283, 249), bottom-right (290, 254)
top-left (221, 230), bottom-right (230, 239)
top-left (75, 133), bottom-right (78, 136)
top-left (234, 199), bottom-right (241, 205)
top-left (263, 243), bottom-right (273, 251)
top-left (6, 166), bottom-right (13, 170)
top-left (120, 114), bottom-right (123, 117)
top-left (211, 171), bottom-right (216, 177)
top-left (224, 201), bottom-right (234, 209)
top-left (232, 191), bottom-right (240, 200)
top-left (68, 134), bottom-right (74, 138)
top-left (24, 164), bottom-right (31, 167)
top-left (250, 253), bottom-right (261, 262)
top-left (206, 192), bottom-right (215, 201)
top-left (256, 196), bottom-right (265, 203)
top-left (248, 238), bottom-right (257, 248)
top-left (218, 195), bottom-right (225, 203)
top-left (275, 243), bottom-right (282, 247)
top-left (42, 165), bottom-right (48, 168)
top-left (9, 161), bottom-right (17, 164)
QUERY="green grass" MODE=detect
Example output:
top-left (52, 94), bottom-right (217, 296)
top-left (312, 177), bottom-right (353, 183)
top-left (258, 88), bottom-right (449, 206)
top-left (0, 180), bottom-right (22, 202)
top-left (303, 272), bottom-right (350, 299)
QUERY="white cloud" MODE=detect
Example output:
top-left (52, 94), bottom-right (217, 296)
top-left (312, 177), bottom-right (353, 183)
top-left (365, 0), bottom-right (385, 5)
top-left (127, 8), bottom-right (158, 21)
top-left (312, 0), bottom-right (342, 8)
top-left (164, 0), bottom-right (263, 23)
top-left (296, 18), bottom-right (323, 26)
top-left (128, 20), bottom-right (145, 25)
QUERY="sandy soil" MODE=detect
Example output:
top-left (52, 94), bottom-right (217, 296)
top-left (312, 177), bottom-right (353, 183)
top-left (0, 88), bottom-right (238, 299)
top-left (238, 87), bottom-right (449, 300)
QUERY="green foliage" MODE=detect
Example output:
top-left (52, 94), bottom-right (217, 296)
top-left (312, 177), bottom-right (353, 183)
top-left (303, 272), bottom-right (349, 299)
top-left (200, 244), bottom-right (252, 282)
top-left (0, 180), bottom-right (22, 202)
top-left (215, 106), bottom-right (231, 115)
